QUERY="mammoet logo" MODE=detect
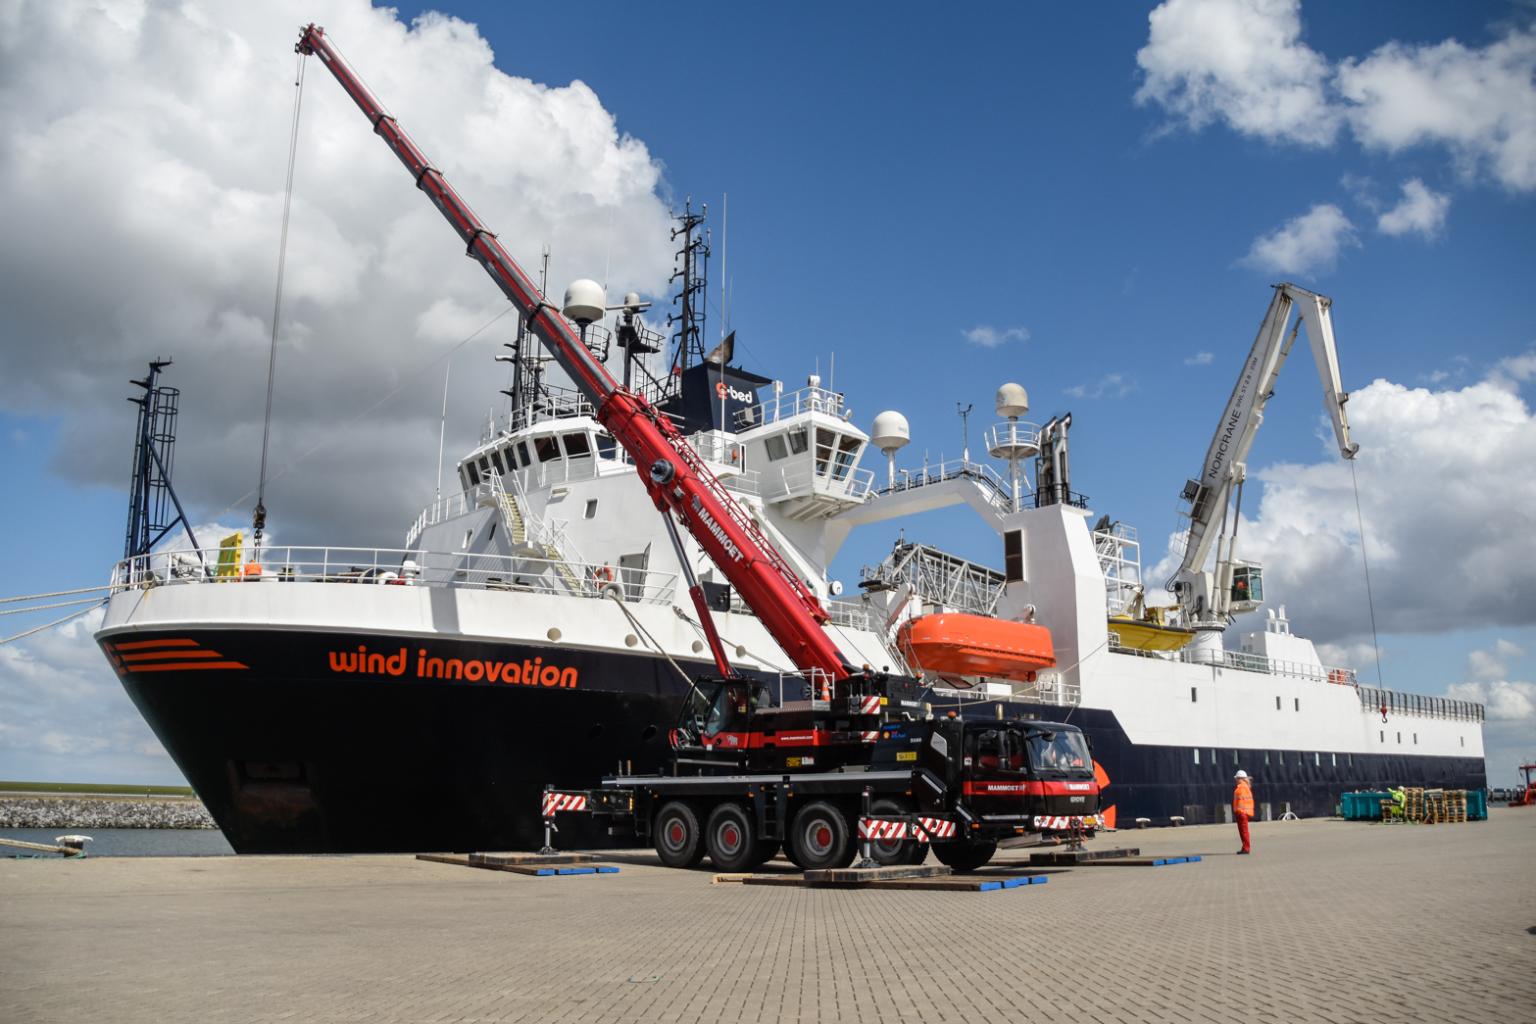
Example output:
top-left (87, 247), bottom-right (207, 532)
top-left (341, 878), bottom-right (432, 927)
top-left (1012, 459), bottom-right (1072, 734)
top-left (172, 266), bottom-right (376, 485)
top-left (715, 380), bottom-right (755, 404)
top-left (691, 495), bottom-right (744, 562)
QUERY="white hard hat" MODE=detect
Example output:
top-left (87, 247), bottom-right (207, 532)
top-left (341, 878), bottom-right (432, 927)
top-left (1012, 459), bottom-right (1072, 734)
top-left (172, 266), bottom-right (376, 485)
top-left (1234, 770), bottom-right (1249, 779)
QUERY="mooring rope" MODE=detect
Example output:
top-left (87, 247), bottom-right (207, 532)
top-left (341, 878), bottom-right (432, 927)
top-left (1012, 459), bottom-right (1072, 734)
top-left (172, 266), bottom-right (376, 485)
top-left (0, 596), bottom-right (106, 617)
top-left (0, 584), bottom-right (114, 605)
top-left (253, 51), bottom-right (308, 551)
top-left (1349, 458), bottom-right (1385, 686)
top-left (0, 602), bottom-right (104, 647)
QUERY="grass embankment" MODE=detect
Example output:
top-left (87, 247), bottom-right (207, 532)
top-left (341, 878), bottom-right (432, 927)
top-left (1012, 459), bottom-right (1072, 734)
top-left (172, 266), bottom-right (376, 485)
top-left (0, 780), bottom-right (196, 797)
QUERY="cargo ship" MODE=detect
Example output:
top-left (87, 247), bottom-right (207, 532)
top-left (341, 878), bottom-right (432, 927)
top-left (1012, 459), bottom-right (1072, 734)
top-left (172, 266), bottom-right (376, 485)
top-left (95, 257), bottom-right (1486, 852)
top-left (95, 30), bottom-right (1484, 853)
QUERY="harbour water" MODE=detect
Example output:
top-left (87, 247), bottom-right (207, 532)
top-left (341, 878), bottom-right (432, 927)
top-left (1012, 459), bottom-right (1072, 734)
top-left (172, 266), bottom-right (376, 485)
top-left (1, 828), bottom-right (233, 857)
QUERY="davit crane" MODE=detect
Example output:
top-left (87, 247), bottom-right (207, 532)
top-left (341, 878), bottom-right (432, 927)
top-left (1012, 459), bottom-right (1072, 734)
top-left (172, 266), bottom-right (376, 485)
top-left (1168, 283), bottom-right (1359, 642)
top-left (295, 24), bottom-right (852, 685)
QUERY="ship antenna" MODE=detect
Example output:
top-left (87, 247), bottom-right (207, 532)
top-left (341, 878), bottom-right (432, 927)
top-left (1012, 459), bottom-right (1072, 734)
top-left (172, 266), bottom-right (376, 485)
top-left (434, 361), bottom-right (450, 501)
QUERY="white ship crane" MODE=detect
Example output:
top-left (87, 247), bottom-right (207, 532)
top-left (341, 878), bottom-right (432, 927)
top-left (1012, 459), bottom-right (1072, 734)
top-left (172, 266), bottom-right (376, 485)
top-left (1169, 283), bottom-right (1360, 650)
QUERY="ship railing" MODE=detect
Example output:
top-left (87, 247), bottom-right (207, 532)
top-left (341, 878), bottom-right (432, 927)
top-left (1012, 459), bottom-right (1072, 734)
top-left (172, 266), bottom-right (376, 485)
top-left (406, 490), bottom-right (478, 548)
top-left (826, 598), bottom-right (875, 631)
top-left (928, 674), bottom-right (1082, 709)
top-left (1358, 685), bottom-right (1484, 723)
top-left (1108, 639), bottom-right (1362, 686)
top-left (878, 458), bottom-right (1014, 512)
top-left (758, 459), bottom-right (875, 504)
top-left (735, 385), bottom-right (846, 428)
top-left (109, 546), bottom-right (679, 605)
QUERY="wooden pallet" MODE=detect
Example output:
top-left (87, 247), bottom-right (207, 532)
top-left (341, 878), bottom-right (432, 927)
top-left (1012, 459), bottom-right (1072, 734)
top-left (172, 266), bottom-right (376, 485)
top-left (416, 852), bottom-right (619, 876)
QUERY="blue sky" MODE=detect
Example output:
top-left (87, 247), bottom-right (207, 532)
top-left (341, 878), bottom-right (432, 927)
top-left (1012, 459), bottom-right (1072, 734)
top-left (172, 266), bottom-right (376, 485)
top-left (1, 0), bottom-right (1532, 785)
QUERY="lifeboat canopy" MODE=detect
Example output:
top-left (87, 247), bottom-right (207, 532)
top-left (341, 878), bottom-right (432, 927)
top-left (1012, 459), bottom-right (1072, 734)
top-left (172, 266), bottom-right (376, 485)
top-left (897, 613), bottom-right (1055, 683)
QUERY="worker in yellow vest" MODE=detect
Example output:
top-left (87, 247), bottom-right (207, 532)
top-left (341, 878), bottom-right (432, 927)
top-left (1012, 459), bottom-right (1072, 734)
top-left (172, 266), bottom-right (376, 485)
top-left (1233, 770), bottom-right (1255, 855)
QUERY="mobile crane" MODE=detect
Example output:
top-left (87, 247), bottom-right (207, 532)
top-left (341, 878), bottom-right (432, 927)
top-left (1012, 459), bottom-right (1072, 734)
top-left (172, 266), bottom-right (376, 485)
top-left (1167, 284), bottom-right (1359, 651)
top-left (295, 25), bottom-right (1099, 871)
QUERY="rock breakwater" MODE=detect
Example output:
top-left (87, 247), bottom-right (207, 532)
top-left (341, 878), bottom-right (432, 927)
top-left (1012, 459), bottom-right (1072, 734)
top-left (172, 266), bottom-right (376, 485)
top-left (0, 796), bottom-right (216, 829)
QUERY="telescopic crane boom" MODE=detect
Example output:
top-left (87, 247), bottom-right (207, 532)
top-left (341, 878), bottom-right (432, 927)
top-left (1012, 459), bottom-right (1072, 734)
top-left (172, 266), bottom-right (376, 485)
top-left (1168, 283), bottom-right (1359, 632)
top-left (295, 24), bottom-right (850, 681)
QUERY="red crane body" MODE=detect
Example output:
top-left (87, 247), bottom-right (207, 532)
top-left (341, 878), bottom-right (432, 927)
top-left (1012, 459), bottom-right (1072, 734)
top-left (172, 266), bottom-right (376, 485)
top-left (296, 25), bottom-right (850, 682)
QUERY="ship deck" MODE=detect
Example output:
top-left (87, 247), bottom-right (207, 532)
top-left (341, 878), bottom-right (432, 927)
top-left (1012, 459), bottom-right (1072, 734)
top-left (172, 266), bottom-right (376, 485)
top-left (4, 810), bottom-right (1532, 1023)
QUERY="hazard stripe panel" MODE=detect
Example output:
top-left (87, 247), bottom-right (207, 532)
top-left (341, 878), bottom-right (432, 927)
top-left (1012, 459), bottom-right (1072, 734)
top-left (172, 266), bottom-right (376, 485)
top-left (541, 792), bottom-right (588, 817)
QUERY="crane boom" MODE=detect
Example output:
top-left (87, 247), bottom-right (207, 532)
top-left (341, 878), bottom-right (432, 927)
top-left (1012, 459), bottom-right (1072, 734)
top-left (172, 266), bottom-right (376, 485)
top-left (295, 25), bottom-right (849, 680)
top-left (1170, 283), bottom-right (1359, 627)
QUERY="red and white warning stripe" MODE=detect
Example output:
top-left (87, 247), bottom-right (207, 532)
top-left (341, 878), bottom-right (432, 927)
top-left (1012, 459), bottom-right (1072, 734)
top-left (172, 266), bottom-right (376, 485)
top-left (858, 816), bottom-right (959, 842)
top-left (857, 817), bottom-right (910, 841)
top-left (541, 791), bottom-right (588, 817)
top-left (859, 730), bottom-right (881, 743)
top-left (1033, 814), bottom-right (1094, 831)
top-left (854, 694), bottom-right (881, 715)
top-left (917, 817), bottom-right (956, 839)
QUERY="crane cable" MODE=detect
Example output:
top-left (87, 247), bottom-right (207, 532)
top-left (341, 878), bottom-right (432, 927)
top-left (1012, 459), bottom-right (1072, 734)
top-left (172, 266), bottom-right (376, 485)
top-left (1349, 458), bottom-right (1385, 687)
top-left (253, 52), bottom-right (309, 552)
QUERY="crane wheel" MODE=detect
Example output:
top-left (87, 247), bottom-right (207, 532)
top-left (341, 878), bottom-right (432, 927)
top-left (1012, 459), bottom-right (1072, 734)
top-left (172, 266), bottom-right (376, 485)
top-left (654, 801), bottom-right (704, 868)
top-left (788, 800), bottom-right (855, 871)
top-left (870, 799), bottom-right (928, 866)
top-left (932, 840), bottom-right (997, 874)
top-left (705, 802), bottom-right (765, 872)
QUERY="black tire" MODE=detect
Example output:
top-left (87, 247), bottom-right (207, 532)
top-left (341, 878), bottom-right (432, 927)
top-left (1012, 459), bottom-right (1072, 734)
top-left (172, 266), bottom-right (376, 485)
top-left (869, 799), bottom-right (929, 867)
top-left (788, 800), bottom-right (855, 871)
top-left (932, 840), bottom-right (997, 873)
top-left (654, 801), bottom-right (704, 868)
top-left (704, 802), bottom-right (764, 871)
top-left (748, 840), bottom-right (781, 869)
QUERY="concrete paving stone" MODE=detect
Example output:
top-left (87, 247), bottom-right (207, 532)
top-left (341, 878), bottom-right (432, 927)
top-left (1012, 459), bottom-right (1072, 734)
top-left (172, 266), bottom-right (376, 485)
top-left (2, 810), bottom-right (1533, 1023)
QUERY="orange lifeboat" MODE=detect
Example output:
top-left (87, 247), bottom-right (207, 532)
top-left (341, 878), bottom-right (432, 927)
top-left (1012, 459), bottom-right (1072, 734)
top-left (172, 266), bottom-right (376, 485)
top-left (897, 613), bottom-right (1056, 682)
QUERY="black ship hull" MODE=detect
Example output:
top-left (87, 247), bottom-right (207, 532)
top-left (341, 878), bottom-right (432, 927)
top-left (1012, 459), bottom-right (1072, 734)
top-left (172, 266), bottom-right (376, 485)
top-left (101, 627), bottom-right (1487, 853)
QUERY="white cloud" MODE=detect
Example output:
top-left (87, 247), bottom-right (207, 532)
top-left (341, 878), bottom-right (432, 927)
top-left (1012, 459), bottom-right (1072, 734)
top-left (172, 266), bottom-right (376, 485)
top-left (0, 0), bottom-right (674, 547)
top-left (1377, 178), bottom-right (1450, 238)
top-left (1184, 351), bottom-right (1214, 366)
top-left (1240, 204), bottom-right (1357, 274)
top-left (964, 325), bottom-right (1030, 348)
top-left (1468, 639), bottom-right (1526, 681)
top-left (1137, 6), bottom-right (1536, 191)
top-left (1135, 0), bottom-right (1339, 146)
top-left (1064, 373), bottom-right (1138, 400)
top-left (1447, 680), bottom-right (1535, 722)
top-left (0, 607), bottom-right (183, 783)
top-left (1338, 29), bottom-right (1536, 191)
top-left (1151, 367), bottom-right (1536, 645)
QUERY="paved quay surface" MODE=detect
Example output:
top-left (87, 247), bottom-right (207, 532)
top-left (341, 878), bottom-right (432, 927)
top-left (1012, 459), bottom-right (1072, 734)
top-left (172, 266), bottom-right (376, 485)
top-left (3, 810), bottom-right (1533, 1024)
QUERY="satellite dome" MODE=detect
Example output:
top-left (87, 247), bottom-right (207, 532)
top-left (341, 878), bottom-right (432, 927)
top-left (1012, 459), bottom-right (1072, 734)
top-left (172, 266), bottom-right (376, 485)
top-left (563, 279), bottom-right (606, 324)
top-left (870, 410), bottom-right (911, 453)
top-left (622, 291), bottom-right (641, 308)
top-left (995, 382), bottom-right (1030, 419)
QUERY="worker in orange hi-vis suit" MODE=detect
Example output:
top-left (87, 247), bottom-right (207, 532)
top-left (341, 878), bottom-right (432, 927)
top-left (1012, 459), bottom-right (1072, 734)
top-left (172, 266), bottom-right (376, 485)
top-left (1233, 770), bottom-right (1255, 855)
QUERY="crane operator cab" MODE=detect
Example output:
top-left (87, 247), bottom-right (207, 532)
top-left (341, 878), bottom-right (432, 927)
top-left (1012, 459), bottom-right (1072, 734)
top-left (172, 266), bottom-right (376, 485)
top-left (955, 721), bottom-right (1098, 821)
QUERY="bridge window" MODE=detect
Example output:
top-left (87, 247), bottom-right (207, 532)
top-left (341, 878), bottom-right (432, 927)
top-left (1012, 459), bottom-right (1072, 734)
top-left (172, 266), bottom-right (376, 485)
top-left (490, 449), bottom-right (505, 475)
top-left (563, 433), bottom-right (591, 458)
top-left (787, 428), bottom-right (808, 455)
top-left (518, 441), bottom-right (533, 467)
top-left (464, 462), bottom-right (481, 487)
top-left (765, 434), bottom-right (789, 461)
top-left (534, 436), bottom-right (561, 462)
